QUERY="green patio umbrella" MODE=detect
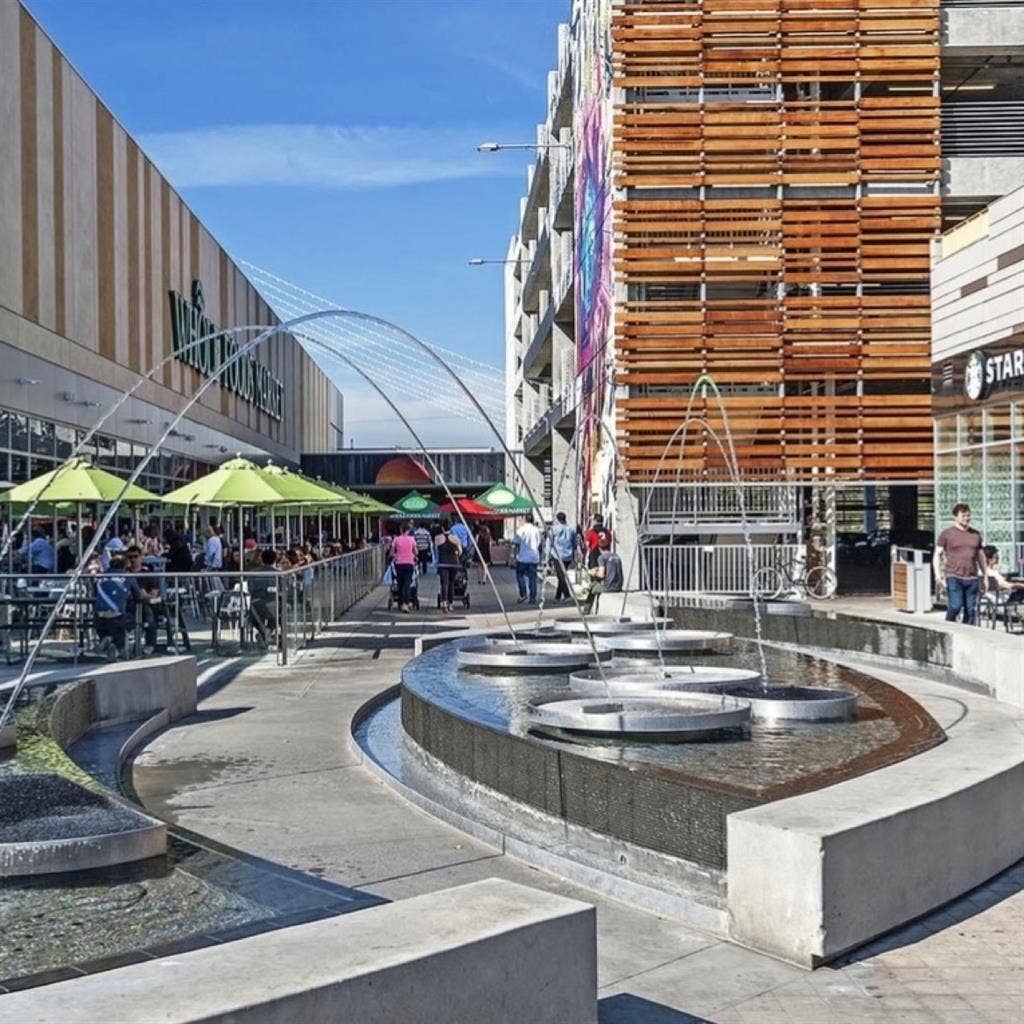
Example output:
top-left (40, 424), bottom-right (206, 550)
top-left (475, 483), bottom-right (535, 516)
top-left (0, 457), bottom-right (163, 506)
top-left (160, 457), bottom-right (285, 508)
top-left (162, 457), bottom-right (295, 571)
top-left (391, 490), bottom-right (441, 519)
top-left (261, 463), bottom-right (352, 550)
top-left (0, 457), bottom-right (166, 569)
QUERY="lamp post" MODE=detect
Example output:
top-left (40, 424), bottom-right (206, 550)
top-left (467, 258), bottom-right (520, 267)
top-left (476, 141), bottom-right (571, 152)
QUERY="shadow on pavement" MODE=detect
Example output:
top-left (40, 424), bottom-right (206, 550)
top-left (599, 994), bottom-right (717, 1023)
top-left (831, 857), bottom-right (1024, 966)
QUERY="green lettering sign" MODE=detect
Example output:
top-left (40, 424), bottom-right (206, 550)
top-left (167, 279), bottom-right (284, 421)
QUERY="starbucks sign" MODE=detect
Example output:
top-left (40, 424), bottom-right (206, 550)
top-left (168, 280), bottom-right (284, 420)
top-left (963, 345), bottom-right (1024, 402)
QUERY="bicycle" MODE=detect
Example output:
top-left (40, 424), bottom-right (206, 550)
top-left (751, 551), bottom-right (837, 601)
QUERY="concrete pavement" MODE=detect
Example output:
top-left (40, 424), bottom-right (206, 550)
top-left (132, 568), bottom-right (1024, 1023)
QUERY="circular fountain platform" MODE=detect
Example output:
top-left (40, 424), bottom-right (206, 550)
top-left (457, 638), bottom-right (613, 671)
top-left (714, 684), bottom-right (859, 724)
top-left (603, 629), bottom-right (733, 655)
top-left (527, 693), bottom-right (751, 742)
top-left (569, 665), bottom-right (761, 697)
top-left (551, 616), bottom-right (670, 635)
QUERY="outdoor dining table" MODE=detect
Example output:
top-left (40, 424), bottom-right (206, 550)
top-left (0, 590), bottom-right (94, 664)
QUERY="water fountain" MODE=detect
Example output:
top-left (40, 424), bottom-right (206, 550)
top-left (457, 638), bottom-right (613, 672)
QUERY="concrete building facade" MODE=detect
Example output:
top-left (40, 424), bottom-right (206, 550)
top-left (0, 1), bottom-right (341, 494)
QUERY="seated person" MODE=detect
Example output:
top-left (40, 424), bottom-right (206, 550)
top-left (126, 546), bottom-right (175, 654)
top-left (93, 555), bottom-right (144, 658)
top-left (584, 537), bottom-right (623, 614)
top-left (248, 548), bottom-right (280, 644)
top-left (20, 526), bottom-right (56, 574)
top-left (982, 546), bottom-right (1024, 605)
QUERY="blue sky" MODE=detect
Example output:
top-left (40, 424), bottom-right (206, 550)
top-left (25, 0), bottom-right (566, 445)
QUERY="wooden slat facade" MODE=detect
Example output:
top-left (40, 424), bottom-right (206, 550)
top-left (612, 0), bottom-right (940, 482)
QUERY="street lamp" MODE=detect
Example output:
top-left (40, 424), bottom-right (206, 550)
top-left (468, 258), bottom-right (520, 266)
top-left (476, 141), bottom-right (571, 152)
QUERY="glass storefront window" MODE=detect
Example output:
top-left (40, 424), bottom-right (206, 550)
top-left (0, 411), bottom-right (10, 450)
top-left (11, 415), bottom-right (28, 452)
top-left (96, 434), bottom-right (116, 469)
top-left (961, 411), bottom-right (984, 448)
top-left (0, 452), bottom-right (9, 484)
top-left (934, 451), bottom-right (958, 522)
top-left (29, 419), bottom-right (55, 457)
top-left (116, 439), bottom-right (133, 472)
top-left (985, 406), bottom-right (1013, 444)
top-left (983, 444), bottom-right (1013, 548)
top-left (55, 425), bottom-right (76, 461)
top-left (10, 454), bottom-right (28, 484)
top-left (935, 416), bottom-right (957, 452)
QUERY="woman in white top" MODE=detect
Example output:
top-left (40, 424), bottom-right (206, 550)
top-left (982, 546), bottom-right (1024, 604)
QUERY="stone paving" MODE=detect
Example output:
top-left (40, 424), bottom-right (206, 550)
top-left (131, 569), bottom-right (1024, 1024)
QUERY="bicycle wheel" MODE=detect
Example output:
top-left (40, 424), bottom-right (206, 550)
top-left (804, 565), bottom-right (837, 600)
top-left (751, 566), bottom-right (783, 600)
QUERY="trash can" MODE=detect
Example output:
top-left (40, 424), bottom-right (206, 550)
top-left (891, 548), bottom-right (933, 613)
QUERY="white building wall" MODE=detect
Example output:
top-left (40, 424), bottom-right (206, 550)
top-left (932, 184), bottom-right (1024, 363)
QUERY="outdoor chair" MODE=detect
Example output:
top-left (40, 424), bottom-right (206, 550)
top-left (979, 578), bottom-right (1024, 632)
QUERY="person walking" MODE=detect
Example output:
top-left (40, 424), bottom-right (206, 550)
top-left (434, 517), bottom-right (463, 613)
top-left (390, 521), bottom-right (418, 613)
top-left (475, 523), bottom-right (493, 584)
top-left (584, 514), bottom-right (612, 570)
top-left (933, 502), bottom-right (986, 625)
top-left (550, 511), bottom-right (577, 602)
top-left (413, 521), bottom-right (432, 574)
top-left (514, 514), bottom-right (542, 604)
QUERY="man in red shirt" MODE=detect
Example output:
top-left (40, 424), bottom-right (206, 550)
top-left (932, 502), bottom-right (986, 625)
top-left (390, 521), bottom-right (419, 613)
top-left (584, 514), bottom-right (612, 570)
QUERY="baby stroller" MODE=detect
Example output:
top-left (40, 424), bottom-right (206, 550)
top-left (386, 560), bottom-right (420, 611)
top-left (438, 554), bottom-right (471, 610)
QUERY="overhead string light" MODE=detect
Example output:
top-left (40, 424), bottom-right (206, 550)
top-left (239, 259), bottom-right (506, 425)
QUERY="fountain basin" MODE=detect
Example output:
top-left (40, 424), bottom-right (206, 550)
top-left (0, 773), bottom-right (166, 877)
top-left (527, 694), bottom-right (751, 742)
top-left (551, 616), bottom-right (671, 636)
top-left (457, 638), bottom-right (613, 672)
top-left (602, 630), bottom-right (733, 654)
top-left (569, 666), bottom-right (761, 697)
top-left (714, 684), bottom-right (859, 724)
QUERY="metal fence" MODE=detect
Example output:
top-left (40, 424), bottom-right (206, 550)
top-left (641, 543), bottom-right (803, 595)
top-left (0, 546), bottom-right (383, 668)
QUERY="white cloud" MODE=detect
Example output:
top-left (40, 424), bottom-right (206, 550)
top-left (137, 123), bottom-right (524, 190)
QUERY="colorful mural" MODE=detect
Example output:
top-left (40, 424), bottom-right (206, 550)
top-left (572, 0), bottom-right (616, 524)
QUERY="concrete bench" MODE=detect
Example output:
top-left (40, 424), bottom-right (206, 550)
top-left (0, 878), bottom-right (598, 1024)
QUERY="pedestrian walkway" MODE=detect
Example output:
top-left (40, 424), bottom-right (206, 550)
top-left (132, 568), bottom-right (1023, 1023)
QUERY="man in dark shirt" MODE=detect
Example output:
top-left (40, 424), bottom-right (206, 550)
top-left (933, 502), bottom-right (985, 625)
top-left (584, 538), bottom-right (623, 613)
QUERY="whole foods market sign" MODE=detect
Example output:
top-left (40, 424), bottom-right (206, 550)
top-left (169, 280), bottom-right (284, 420)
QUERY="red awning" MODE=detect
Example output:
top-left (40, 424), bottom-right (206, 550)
top-left (438, 497), bottom-right (494, 517)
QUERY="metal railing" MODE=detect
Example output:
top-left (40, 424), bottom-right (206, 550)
top-left (635, 485), bottom-right (799, 528)
top-left (942, 102), bottom-right (1024, 157)
top-left (641, 543), bottom-right (802, 594)
top-left (0, 547), bottom-right (383, 668)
